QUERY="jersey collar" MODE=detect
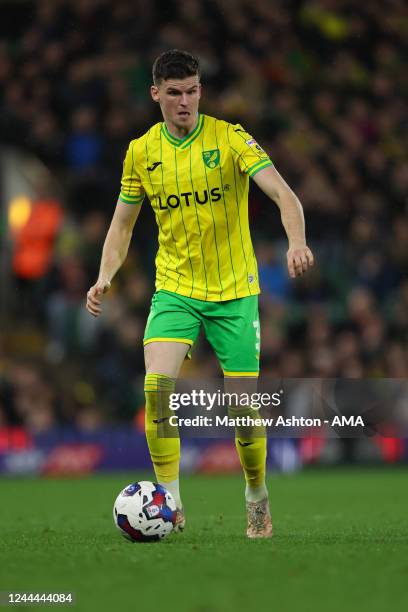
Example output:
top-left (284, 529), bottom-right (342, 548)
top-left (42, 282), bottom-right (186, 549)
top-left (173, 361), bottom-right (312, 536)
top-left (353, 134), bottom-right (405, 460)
top-left (161, 113), bottom-right (204, 149)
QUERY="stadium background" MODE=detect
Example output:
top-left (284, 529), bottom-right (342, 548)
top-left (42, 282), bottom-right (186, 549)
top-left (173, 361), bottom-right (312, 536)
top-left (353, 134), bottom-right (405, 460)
top-left (1, 2), bottom-right (407, 612)
top-left (0, 0), bottom-right (407, 475)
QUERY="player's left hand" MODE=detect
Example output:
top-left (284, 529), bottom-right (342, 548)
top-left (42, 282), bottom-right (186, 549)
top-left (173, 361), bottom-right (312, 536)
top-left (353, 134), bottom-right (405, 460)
top-left (287, 245), bottom-right (314, 278)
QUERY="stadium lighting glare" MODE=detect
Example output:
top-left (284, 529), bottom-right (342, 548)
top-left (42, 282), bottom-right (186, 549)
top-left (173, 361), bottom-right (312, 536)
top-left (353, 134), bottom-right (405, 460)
top-left (8, 195), bottom-right (32, 233)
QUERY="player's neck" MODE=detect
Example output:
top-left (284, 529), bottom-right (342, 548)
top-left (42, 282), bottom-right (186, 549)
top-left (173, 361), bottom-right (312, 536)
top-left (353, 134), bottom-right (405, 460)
top-left (165, 113), bottom-right (199, 140)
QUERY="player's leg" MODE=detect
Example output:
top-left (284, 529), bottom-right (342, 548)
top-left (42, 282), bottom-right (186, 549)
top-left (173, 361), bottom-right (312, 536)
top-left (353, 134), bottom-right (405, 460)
top-left (202, 296), bottom-right (272, 537)
top-left (143, 291), bottom-right (201, 525)
top-left (224, 376), bottom-right (268, 502)
top-left (144, 340), bottom-right (188, 519)
top-left (145, 340), bottom-right (189, 377)
top-left (202, 296), bottom-right (267, 500)
top-left (224, 376), bottom-right (271, 538)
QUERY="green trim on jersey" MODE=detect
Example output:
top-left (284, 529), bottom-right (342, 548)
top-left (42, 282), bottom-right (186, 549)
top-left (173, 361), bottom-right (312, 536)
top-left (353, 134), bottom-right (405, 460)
top-left (144, 290), bottom-right (261, 375)
top-left (248, 159), bottom-right (274, 177)
top-left (119, 193), bottom-right (144, 205)
top-left (161, 114), bottom-right (205, 149)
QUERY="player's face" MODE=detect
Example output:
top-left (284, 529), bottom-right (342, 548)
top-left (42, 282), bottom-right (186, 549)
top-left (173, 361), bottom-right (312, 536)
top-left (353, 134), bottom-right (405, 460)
top-left (151, 76), bottom-right (201, 134)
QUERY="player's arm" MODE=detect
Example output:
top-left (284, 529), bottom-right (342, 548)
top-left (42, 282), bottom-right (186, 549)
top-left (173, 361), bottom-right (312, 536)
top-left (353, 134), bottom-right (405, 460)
top-left (86, 200), bottom-right (142, 317)
top-left (253, 165), bottom-right (314, 278)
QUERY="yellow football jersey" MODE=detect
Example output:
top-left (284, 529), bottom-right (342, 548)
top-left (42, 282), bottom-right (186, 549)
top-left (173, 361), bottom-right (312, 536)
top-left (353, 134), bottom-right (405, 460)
top-left (119, 113), bottom-right (273, 301)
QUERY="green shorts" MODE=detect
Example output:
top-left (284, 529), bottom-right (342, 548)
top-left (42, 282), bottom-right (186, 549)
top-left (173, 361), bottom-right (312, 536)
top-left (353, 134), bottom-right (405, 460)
top-left (144, 290), bottom-right (260, 377)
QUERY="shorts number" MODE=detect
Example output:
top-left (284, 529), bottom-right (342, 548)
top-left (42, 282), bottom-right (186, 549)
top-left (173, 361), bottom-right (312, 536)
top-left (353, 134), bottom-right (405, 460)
top-left (253, 319), bottom-right (260, 353)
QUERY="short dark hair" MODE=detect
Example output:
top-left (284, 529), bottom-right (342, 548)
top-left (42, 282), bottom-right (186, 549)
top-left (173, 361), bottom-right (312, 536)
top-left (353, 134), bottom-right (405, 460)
top-left (152, 49), bottom-right (200, 85)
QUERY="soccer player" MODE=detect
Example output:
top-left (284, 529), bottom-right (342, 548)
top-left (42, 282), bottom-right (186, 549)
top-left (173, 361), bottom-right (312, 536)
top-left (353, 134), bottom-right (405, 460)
top-left (86, 49), bottom-right (314, 538)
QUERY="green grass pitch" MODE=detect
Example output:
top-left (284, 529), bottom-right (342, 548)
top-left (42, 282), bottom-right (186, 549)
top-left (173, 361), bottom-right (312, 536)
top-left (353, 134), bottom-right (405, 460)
top-left (1, 469), bottom-right (407, 611)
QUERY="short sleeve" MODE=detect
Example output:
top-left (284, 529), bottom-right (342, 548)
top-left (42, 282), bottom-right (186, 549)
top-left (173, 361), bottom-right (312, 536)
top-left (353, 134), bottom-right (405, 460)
top-left (228, 124), bottom-right (273, 177)
top-left (119, 140), bottom-right (145, 205)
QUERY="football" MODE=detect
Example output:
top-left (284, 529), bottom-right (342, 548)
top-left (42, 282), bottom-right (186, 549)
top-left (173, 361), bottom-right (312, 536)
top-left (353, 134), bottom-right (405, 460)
top-left (113, 481), bottom-right (177, 542)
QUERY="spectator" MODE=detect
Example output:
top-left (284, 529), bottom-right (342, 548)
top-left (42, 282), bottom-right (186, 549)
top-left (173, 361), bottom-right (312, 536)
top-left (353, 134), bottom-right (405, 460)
top-left (1, 0), bottom-right (406, 429)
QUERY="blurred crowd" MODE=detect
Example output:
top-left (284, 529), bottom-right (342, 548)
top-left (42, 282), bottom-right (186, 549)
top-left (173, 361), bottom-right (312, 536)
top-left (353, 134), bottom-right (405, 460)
top-left (0, 0), bottom-right (407, 431)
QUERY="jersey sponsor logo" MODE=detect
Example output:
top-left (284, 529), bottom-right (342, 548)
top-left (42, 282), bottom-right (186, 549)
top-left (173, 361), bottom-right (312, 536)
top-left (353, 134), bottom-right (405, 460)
top-left (202, 149), bottom-right (220, 169)
top-left (157, 188), bottom-right (221, 209)
top-left (147, 161), bottom-right (162, 172)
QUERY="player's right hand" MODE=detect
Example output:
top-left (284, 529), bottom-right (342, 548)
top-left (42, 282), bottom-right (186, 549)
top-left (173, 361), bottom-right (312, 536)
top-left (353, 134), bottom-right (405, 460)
top-left (86, 280), bottom-right (111, 317)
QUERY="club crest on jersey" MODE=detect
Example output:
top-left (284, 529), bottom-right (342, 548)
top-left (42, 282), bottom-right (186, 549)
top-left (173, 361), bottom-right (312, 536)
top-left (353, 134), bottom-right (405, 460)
top-left (202, 149), bottom-right (220, 169)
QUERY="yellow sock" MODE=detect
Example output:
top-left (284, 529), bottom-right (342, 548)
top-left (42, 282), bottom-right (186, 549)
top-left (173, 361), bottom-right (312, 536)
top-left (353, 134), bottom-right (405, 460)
top-left (228, 405), bottom-right (267, 489)
top-left (144, 373), bottom-right (180, 483)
